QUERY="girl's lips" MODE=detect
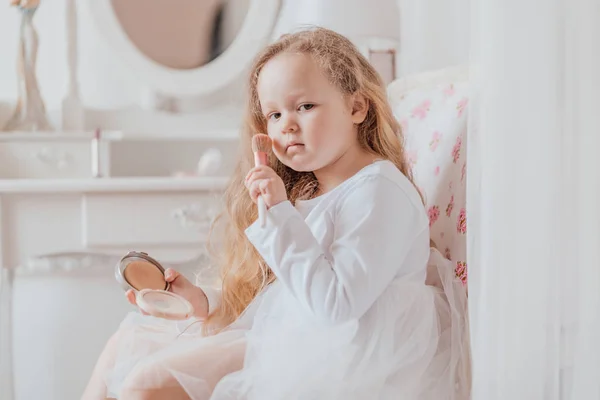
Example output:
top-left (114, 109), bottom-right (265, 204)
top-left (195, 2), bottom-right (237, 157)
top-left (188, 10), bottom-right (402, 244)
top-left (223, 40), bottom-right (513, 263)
top-left (286, 143), bottom-right (305, 153)
top-left (286, 143), bottom-right (304, 150)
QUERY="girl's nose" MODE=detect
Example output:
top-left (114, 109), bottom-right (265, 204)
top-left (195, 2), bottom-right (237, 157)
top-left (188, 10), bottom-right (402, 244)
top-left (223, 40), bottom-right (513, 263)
top-left (281, 115), bottom-right (298, 134)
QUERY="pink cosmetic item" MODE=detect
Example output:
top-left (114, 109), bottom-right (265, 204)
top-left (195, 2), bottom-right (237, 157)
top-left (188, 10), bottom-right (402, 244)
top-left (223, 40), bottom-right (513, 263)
top-left (91, 128), bottom-right (101, 178)
top-left (115, 251), bottom-right (194, 320)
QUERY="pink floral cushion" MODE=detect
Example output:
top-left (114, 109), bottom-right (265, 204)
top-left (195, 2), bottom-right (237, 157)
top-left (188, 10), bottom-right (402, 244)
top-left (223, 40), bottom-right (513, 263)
top-left (388, 66), bottom-right (468, 285)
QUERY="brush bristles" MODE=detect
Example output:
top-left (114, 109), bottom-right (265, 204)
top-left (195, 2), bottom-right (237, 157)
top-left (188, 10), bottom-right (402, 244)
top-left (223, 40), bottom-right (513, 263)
top-left (252, 134), bottom-right (272, 153)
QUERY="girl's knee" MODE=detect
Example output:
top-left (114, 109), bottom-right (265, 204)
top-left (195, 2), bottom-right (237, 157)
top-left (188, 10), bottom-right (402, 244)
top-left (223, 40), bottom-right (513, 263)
top-left (120, 360), bottom-right (189, 400)
top-left (120, 383), bottom-right (191, 400)
top-left (120, 387), bottom-right (190, 400)
top-left (118, 387), bottom-right (154, 400)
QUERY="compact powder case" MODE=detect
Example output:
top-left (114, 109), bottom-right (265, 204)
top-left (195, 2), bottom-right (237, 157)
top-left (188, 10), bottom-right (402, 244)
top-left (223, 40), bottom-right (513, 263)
top-left (115, 251), bottom-right (195, 320)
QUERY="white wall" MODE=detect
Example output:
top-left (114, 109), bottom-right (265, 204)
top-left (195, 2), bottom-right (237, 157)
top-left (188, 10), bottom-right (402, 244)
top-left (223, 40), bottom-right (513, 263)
top-left (397, 0), bottom-right (471, 76)
top-left (271, 0), bottom-right (470, 79)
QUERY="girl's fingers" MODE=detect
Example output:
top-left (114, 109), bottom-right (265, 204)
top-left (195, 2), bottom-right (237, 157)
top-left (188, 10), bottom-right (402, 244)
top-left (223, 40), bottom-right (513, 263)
top-left (126, 289), bottom-right (137, 306)
top-left (164, 268), bottom-right (179, 283)
top-left (259, 179), bottom-right (271, 194)
top-left (245, 167), bottom-right (275, 187)
top-left (249, 180), bottom-right (262, 203)
top-left (126, 289), bottom-right (149, 315)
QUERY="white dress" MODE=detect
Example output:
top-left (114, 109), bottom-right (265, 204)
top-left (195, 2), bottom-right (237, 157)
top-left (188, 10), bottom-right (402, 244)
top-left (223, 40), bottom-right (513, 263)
top-left (105, 160), bottom-right (470, 399)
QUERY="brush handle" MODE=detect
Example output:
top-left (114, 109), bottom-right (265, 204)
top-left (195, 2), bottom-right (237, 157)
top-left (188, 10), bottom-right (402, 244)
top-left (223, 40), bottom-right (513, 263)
top-left (257, 197), bottom-right (267, 227)
top-left (254, 151), bottom-right (268, 227)
top-left (254, 151), bottom-right (267, 166)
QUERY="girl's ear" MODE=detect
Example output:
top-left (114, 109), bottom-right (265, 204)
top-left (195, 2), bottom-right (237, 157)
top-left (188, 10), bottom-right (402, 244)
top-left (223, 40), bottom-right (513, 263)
top-left (350, 93), bottom-right (369, 124)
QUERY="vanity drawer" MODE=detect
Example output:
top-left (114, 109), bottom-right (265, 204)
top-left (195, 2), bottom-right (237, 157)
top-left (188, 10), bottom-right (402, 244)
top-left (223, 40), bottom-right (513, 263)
top-left (82, 192), bottom-right (222, 247)
top-left (0, 141), bottom-right (92, 179)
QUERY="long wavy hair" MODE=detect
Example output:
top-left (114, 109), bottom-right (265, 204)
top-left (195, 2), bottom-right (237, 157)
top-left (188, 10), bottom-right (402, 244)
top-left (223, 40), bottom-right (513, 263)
top-left (204, 27), bottom-right (418, 332)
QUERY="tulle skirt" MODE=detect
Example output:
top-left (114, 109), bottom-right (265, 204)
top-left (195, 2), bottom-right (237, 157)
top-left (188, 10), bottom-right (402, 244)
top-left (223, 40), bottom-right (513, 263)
top-left (105, 248), bottom-right (470, 399)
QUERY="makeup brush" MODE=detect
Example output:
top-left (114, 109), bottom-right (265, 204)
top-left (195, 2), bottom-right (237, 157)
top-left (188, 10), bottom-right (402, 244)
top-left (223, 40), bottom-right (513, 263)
top-left (251, 134), bottom-right (272, 227)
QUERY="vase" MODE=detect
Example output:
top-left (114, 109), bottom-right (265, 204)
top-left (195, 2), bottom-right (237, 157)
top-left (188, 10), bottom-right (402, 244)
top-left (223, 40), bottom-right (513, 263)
top-left (2, 6), bottom-right (52, 132)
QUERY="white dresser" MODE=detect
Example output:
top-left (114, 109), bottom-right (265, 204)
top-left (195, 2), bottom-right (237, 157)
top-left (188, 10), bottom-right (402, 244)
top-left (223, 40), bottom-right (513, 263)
top-left (0, 131), bottom-right (237, 400)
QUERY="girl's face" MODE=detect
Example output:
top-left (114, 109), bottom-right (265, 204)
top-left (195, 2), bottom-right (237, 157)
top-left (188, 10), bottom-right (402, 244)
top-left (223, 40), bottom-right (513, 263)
top-left (257, 52), bottom-right (367, 172)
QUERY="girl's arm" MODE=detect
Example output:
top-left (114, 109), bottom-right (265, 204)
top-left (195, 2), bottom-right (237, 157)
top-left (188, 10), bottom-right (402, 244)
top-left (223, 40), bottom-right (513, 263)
top-left (197, 284), bottom-right (222, 314)
top-left (245, 176), bottom-right (428, 323)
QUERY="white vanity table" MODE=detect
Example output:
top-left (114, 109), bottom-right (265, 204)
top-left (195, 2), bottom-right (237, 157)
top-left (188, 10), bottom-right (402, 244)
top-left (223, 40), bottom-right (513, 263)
top-left (0, 131), bottom-right (237, 400)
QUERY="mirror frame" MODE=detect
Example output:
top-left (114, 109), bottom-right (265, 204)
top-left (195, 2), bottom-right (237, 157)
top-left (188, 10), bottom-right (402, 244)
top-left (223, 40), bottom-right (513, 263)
top-left (84, 0), bottom-right (281, 97)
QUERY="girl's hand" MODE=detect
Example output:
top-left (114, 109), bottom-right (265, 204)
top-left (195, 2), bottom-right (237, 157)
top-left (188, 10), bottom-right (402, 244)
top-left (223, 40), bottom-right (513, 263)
top-left (245, 165), bottom-right (287, 209)
top-left (126, 268), bottom-right (209, 319)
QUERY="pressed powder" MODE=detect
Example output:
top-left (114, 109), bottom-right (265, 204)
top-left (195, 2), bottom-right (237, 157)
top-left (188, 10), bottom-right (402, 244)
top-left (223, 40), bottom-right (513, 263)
top-left (123, 260), bottom-right (166, 290)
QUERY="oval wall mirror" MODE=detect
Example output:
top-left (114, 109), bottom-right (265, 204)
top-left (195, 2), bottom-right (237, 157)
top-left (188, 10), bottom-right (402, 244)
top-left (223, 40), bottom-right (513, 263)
top-left (84, 0), bottom-right (281, 97)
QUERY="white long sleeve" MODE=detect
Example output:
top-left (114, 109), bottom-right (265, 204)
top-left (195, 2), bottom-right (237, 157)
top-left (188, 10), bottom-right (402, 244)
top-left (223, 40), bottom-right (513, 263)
top-left (245, 173), bottom-right (429, 323)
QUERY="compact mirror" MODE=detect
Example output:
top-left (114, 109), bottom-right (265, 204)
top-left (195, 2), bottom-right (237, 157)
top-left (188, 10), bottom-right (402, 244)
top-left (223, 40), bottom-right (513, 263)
top-left (116, 251), bottom-right (169, 291)
top-left (115, 251), bottom-right (194, 320)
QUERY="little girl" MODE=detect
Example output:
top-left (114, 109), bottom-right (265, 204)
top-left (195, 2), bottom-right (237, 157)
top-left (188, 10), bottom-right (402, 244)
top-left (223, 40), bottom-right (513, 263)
top-left (83, 27), bottom-right (470, 400)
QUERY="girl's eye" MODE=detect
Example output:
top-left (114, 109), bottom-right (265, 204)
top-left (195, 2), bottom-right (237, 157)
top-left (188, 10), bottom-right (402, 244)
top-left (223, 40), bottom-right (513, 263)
top-left (268, 112), bottom-right (281, 121)
top-left (299, 104), bottom-right (314, 111)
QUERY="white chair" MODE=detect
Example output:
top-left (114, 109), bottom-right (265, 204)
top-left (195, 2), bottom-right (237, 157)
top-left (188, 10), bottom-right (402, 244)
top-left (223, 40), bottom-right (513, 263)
top-left (388, 65), bottom-right (469, 287)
